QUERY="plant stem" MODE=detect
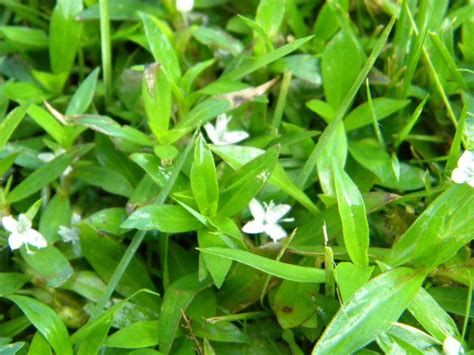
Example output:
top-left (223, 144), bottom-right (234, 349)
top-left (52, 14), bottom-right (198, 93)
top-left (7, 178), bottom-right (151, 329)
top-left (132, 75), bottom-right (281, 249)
top-left (99, 0), bottom-right (112, 106)
top-left (271, 70), bottom-right (292, 131)
top-left (89, 131), bottom-right (198, 320)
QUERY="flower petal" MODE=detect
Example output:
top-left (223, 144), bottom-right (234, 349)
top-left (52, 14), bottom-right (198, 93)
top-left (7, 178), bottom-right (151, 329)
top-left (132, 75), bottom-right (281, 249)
top-left (443, 336), bottom-right (464, 355)
top-left (242, 220), bottom-right (265, 234)
top-left (457, 150), bottom-right (474, 170)
top-left (264, 223), bottom-right (287, 242)
top-left (451, 168), bottom-right (468, 184)
top-left (18, 214), bottom-right (32, 230)
top-left (8, 233), bottom-right (25, 250)
top-left (222, 130), bottom-right (249, 144)
top-left (266, 203), bottom-right (291, 224)
top-left (176, 0), bottom-right (194, 12)
top-left (204, 123), bottom-right (219, 145)
top-left (2, 216), bottom-right (19, 233)
top-left (38, 152), bottom-right (56, 163)
top-left (215, 114), bottom-right (230, 134)
top-left (24, 229), bottom-right (47, 248)
top-left (248, 199), bottom-right (265, 221)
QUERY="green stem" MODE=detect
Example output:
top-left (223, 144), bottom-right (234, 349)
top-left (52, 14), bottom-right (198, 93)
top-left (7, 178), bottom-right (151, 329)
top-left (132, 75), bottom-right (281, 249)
top-left (89, 131), bottom-right (198, 320)
top-left (90, 230), bottom-right (146, 319)
top-left (271, 70), bottom-right (292, 131)
top-left (296, 16), bottom-right (397, 189)
top-left (99, 0), bottom-right (112, 106)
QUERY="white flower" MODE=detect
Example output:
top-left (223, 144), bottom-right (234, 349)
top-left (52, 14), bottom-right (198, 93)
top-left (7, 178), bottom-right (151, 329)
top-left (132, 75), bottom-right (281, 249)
top-left (58, 213), bottom-right (81, 255)
top-left (1, 214), bottom-right (47, 254)
top-left (176, 0), bottom-right (194, 12)
top-left (451, 150), bottom-right (474, 187)
top-left (38, 148), bottom-right (73, 176)
top-left (204, 114), bottom-right (249, 146)
top-left (443, 336), bottom-right (464, 355)
top-left (242, 199), bottom-right (293, 242)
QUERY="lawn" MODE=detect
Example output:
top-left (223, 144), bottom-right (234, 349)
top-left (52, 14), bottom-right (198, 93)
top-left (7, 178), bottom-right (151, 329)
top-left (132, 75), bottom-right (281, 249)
top-left (0, 0), bottom-right (473, 354)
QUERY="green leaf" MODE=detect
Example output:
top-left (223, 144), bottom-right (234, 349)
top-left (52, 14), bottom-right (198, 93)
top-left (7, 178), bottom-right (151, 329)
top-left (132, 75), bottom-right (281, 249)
top-left (0, 273), bottom-right (30, 296)
top-left (306, 99), bottom-right (335, 123)
top-left (130, 153), bottom-right (181, 188)
top-left (122, 204), bottom-right (202, 233)
top-left (0, 105), bottom-right (28, 150)
top-left (191, 26), bottom-right (244, 56)
top-left (61, 271), bottom-right (106, 303)
top-left (0, 152), bottom-right (18, 177)
top-left (159, 273), bottom-right (213, 353)
top-left (73, 115), bottom-right (153, 146)
top-left (198, 247), bottom-right (326, 283)
top-left (218, 146), bottom-right (279, 217)
top-left (197, 229), bottom-right (233, 288)
top-left (7, 152), bottom-right (74, 203)
top-left (312, 268), bottom-right (425, 354)
top-left (313, 2), bottom-right (348, 42)
top-left (349, 138), bottom-right (426, 191)
top-left (79, 225), bottom-right (159, 312)
top-left (322, 30), bottom-right (363, 109)
top-left (428, 287), bottom-right (474, 318)
top-left (297, 17), bottom-right (396, 190)
top-left (49, 0), bottom-right (83, 75)
top-left (408, 288), bottom-right (459, 341)
top-left (21, 246), bottom-right (74, 288)
top-left (66, 67), bottom-right (100, 115)
top-left (191, 136), bottom-right (219, 216)
top-left (29, 332), bottom-right (52, 355)
top-left (87, 208), bottom-right (127, 235)
top-left (237, 15), bottom-right (273, 52)
top-left (71, 290), bottom-right (160, 354)
top-left (6, 295), bottom-right (72, 355)
top-left (179, 59), bottom-right (215, 94)
top-left (76, 319), bottom-right (111, 355)
top-left (314, 119), bottom-right (347, 196)
top-left (388, 184), bottom-right (474, 268)
top-left (221, 35), bottom-right (313, 81)
top-left (104, 320), bottom-right (159, 349)
top-left (140, 13), bottom-right (181, 83)
top-left (334, 263), bottom-right (373, 303)
top-left (333, 163), bottom-right (369, 266)
top-left (173, 96), bottom-right (231, 138)
top-left (0, 26), bottom-right (48, 50)
top-left (27, 105), bottom-right (66, 146)
top-left (344, 98), bottom-right (410, 132)
top-left (210, 145), bottom-right (319, 213)
top-left (255, 0), bottom-right (287, 39)
top-left (272, 280), bottom-right (319, 329)
top-left (143, 64), bottom-right (171, 140)
top-left (75, 165), bottom-right (134, 197)
top-left (39, 194), bottom-right (70, 243)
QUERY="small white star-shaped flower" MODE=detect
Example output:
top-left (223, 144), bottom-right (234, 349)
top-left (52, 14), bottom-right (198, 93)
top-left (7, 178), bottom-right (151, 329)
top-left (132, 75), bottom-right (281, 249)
top-left (443, 336), bottom-right (465, 355)
top-left (204, 114), bottom-right (249, 146)
top-left (176, 0), bottom-right (194, 12)
top-left (2, 214), bottom-right (47, 254)
top-left (242, 199), bottom-right (293, 242)
top-left (38, 148), bottom-right (73, 176)
top-left (451, 150), bottom-right (474, 187)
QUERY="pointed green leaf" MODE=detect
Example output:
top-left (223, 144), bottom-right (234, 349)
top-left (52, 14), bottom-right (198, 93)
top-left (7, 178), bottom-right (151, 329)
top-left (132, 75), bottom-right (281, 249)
top-left (313, 268), bottom-right (425, 354)
top-left (333, 163), bottom-right (369, 266)
top-left (6, 295), bottom-right (72, 355)
top-left (199, 247), bottom-right (326, 283)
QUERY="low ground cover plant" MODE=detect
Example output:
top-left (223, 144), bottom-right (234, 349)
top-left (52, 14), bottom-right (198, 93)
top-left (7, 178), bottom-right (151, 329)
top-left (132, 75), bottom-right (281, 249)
top-left (0, 0), bottom-right (474, 353)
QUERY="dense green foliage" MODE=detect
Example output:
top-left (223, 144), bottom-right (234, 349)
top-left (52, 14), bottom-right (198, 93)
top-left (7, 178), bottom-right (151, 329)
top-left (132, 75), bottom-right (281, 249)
top-left (0, 0), bottom-right (474, 353)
